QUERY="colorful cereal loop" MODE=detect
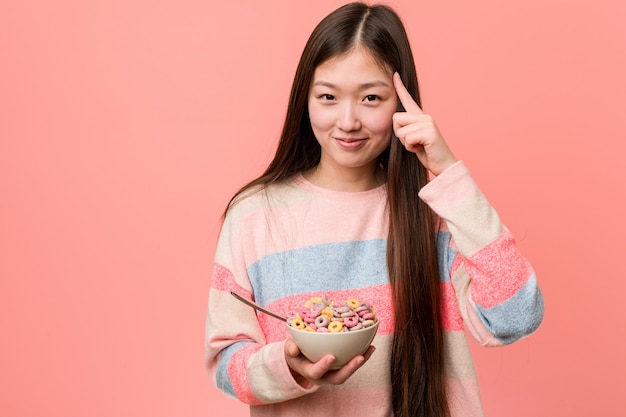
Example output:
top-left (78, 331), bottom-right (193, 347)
top-left (347, 298), bottom-right (360, 309)
top-left (304, 297), bottom-right (322, 308)
top-left (343, 315), bottom-right (359, 327)
top-left (320, 307), bottom-right (334, 320)
top-left (315, 315), bottom-right (329, 328)
top-left (328, 321), bottom-right (344, 333)
top-left (291, 317), bottom-right (305, 330)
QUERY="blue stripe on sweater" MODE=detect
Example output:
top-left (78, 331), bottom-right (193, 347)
top-left (475, 274), bottom-right (544, 344)
top-left (436, 231), bottom-right (456, 283)
top-left (248, 239), bottom-right (388, 306)
top-left (216, 341), bottom-right (252, 399)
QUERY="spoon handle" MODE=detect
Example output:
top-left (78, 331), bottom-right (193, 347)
top-left (230, 292), bottom-right (287, 322)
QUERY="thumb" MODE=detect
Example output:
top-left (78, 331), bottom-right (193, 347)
top-left (285, 339), bottom-right (301, 358)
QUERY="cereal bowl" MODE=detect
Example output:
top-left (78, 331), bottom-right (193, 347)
top-left (287, 320), bottom-right (378, 370)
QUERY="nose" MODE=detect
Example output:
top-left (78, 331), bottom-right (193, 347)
top-left (337, 102), bottom-right (361, 132)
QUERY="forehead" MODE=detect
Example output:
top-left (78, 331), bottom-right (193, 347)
top-left (313, 48), bottom-right (392, 81)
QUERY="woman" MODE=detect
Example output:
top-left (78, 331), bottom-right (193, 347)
top-left (205, 3), bottom-right (544, 416)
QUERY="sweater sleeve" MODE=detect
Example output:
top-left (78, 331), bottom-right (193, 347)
top-left (204, 201), bottom-right (319, 404)
top-left (419, 161), bottom-right (544, 346)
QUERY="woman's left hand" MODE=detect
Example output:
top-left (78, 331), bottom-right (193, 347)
top-left (392, 72), bottom-right (457, 176)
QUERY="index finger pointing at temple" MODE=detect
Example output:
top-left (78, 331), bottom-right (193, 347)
top-left (393, 72), bottom-right (422, 113)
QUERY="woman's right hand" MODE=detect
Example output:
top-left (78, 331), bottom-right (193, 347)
top-left (284, 338), bottom-right (375, 387)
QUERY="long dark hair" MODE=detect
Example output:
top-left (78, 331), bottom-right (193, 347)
top-left (226, 3), bottom-right (448, 416)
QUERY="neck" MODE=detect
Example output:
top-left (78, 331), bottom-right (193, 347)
top-left (303, 162), bottom-right (384, 192)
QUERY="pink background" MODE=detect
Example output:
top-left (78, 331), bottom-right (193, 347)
top-left (1, 0), bottom-right (625, 415)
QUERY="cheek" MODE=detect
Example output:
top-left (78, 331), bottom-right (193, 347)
top-left (307, 103), bottom-right (334, 132)
top-left (366, 110), bottom-right (394, 135)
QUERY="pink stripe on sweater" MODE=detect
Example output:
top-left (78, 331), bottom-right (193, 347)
top-left (258, 283), bottom-right (465, 339)
top-left (465, 229), bottom-right (534, 308)
top-left (211, 263), bottom-right (252, 298)
top-left (228, 343), bottom-right (264, 406)
top-left (442, 281), bottom-right (463, 331)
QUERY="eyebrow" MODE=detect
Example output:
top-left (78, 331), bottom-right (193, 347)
top-left (311, 80), bottom-right (391, 89)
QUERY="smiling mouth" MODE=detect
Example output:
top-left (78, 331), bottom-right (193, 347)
top-left (335, 137), bottom-right (367, 149)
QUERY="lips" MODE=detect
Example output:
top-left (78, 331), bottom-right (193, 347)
top-left (335, 137), bottom-right (367, 149)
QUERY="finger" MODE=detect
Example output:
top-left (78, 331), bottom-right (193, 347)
top-left (362, 345), bottom-right (376, 361)
top-left (284, 339), bottom-right (301, 358)
top-left (304, 355), bottom-right (336, 380)
top-left (321, 352), bottom-right (370, 385)
top-left (393, 72), bottom-right (422, 113)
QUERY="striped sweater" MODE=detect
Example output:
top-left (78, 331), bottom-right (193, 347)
top-left (205, 161), bottom-right (544, 417)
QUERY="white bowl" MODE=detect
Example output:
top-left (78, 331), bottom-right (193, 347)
top-left (287, 320), bottom-right (379, 370)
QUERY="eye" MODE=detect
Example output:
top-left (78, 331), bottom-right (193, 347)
top-left (319, 94), bottom-right (335, 101)
top-left (364, 95), bottom-right (381, 102)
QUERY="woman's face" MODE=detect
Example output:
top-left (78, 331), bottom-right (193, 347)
top-left (308, 49), bottom-right (397, 183)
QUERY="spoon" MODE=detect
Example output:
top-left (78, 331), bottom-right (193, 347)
top-left (230, 292), bottom-right (287, 322)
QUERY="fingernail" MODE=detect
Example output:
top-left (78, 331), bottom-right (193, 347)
top-left (327, 356), bottom-right (336, 366)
